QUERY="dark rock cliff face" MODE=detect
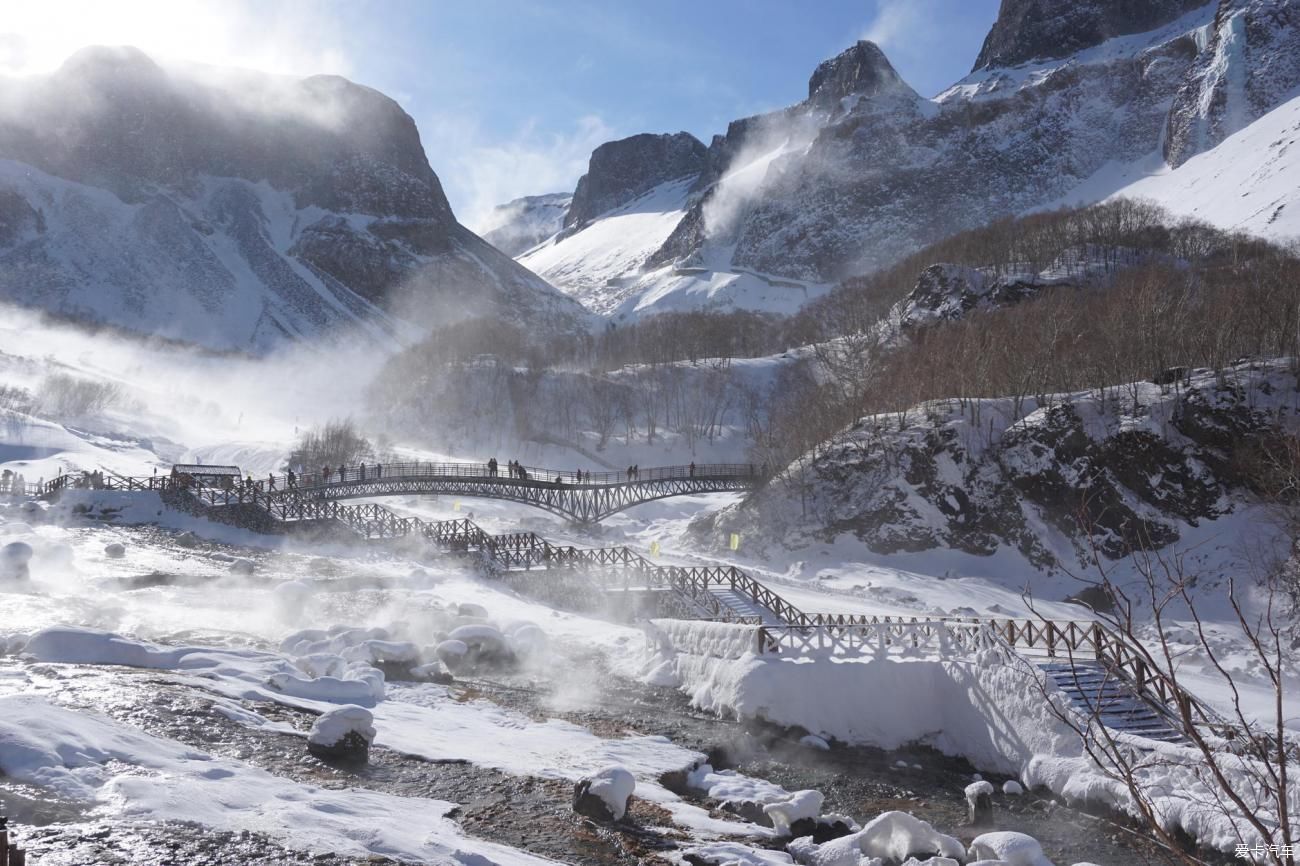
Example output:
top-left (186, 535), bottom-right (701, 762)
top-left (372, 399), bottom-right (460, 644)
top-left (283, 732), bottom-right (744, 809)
top-left (481, 192), bottom-right (572, 257)
top-left (1165, 0), bottom-right (1300, 166)
top-left (564, 132), bottom-right (707, 230)
top-left (0, 46), bottom-right (586, 352)
top-left (973, 0), bottom-right (1207, 70)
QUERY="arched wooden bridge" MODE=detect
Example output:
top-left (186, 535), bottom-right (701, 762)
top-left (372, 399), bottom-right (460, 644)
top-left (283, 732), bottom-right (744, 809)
top-left (152, 461), bottom-right (762, 523)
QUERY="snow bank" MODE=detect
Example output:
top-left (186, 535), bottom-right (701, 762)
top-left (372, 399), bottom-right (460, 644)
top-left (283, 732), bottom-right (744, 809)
top-left (0, 694), bottom-right (554, 865)
top-left (22, 626), bottom-right (200, 668)
top-left (675, 647), bottom-right (1075, 774)
top-left (650, 618), bottom-right (760, 659)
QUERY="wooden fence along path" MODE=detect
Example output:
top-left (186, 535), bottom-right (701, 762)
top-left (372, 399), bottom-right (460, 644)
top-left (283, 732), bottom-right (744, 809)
top-left (34, 466), bottom-right (1219, 742)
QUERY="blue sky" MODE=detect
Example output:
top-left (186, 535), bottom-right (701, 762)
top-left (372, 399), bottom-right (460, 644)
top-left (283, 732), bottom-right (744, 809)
top-left (3, 0), bottom-right (1000, 227)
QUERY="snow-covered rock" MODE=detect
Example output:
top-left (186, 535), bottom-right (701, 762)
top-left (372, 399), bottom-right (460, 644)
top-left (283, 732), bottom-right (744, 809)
top-left (1, 541), bottom-right (33, 580)
top-left (965, 779), bottom-right (995, 824)
top-left (787, 810), bottom-right (964, 865)
top-left (763, 788), bottom-right (824, 836)
top-left (103, 542), bottom-right (125, 559)
top-left (1003, 780), bottom-right (1025, 796)
top-left (572, 765), bottom-right (635, 822)
top-left (307, 704), bottom-right (376, 763)
top-left (968, 831), bottom-right (1055, 866)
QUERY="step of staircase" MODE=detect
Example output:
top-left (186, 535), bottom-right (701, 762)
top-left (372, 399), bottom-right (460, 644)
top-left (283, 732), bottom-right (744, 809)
top-left (1039, 661), bottom-right (1186, 742)
top-left (706, 585), bottom-right (785, 625)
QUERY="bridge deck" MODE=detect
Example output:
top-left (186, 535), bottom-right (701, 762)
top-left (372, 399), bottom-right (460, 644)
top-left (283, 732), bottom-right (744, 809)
top-left (42, 461), bottom-right (762, 523)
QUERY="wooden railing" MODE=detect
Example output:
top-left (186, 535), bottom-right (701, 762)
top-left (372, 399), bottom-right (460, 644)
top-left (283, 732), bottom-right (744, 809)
top-left (57, 462), bottom-right (762, 499)
top-left (986, 618), bottom-right (1223, 728)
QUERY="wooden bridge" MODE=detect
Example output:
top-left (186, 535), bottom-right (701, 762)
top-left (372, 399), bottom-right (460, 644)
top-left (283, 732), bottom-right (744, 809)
top-left (37, 466), bottom-right (1222, 744)
top-left (43, 461), bottom-right (761, 523)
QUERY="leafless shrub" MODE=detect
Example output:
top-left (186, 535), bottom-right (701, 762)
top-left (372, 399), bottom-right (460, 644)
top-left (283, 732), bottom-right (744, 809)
top-left (287, 418), bottom-right (374, 471)
top-left (37, 373), bottom-right (122, 418)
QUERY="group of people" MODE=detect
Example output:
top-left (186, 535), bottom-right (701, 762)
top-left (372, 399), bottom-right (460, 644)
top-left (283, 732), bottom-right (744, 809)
top-left (626, 465), bottom-right (641, 480)
top-left (1, 469), bottom-right (33, 495)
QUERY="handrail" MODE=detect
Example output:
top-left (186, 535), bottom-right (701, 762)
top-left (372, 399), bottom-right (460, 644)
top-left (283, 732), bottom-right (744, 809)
top-left (45, 461), bottom-right (762, 498)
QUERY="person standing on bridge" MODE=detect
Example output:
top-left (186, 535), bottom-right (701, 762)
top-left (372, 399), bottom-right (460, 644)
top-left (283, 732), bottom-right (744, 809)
top-left (375, 463), bottom-right (383, 479)
top-left (322, 465), bottom-right (331, 484)
top-left (267, 473), bottom-right (276, 491)
top-left (689, 462), bottom-right (695, 478)
top-left (287, 469), bottom-right (296, 490)
top-left (359, 463), bottom-right (366, 481)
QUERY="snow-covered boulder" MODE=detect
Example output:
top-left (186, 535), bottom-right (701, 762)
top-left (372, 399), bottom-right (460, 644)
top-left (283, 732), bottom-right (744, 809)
top-left (682, 841), bottom-right (794, 865)
top-left (573, 766), bottom-right (635, 822)
top-left (447, 624), bottom-right (513, 668)
top-left (799, 734), bottom-right (830, 751)
top-left (104, 542), bottom-right (125, 559)
top-left (266, 668), bottom-right (384, 705)
top-left (764, 789), bottom-right (824, 836)
top-left (307, 704), bottom-right (376, 763)
top-left (968, 831), bottom-right (1054, 866)
top-left (229, 557), bottom-right (255, 576)
top-left (1, 541), bottom-right (33, 581)
top-left (505, 622), bottom-right (548, 659)
top-left (434, 639), bottom-right (469, 671)
top-left (456, 602), bottom-right (488, 618)
top-left (1003, 780), bottom-right (1024, 796)
top-left (788, 810), bottom-right (964, 865)
top-left (966, 779), bottom-right (995, 824)
top-left (175, 531), bottom-right (200, 548)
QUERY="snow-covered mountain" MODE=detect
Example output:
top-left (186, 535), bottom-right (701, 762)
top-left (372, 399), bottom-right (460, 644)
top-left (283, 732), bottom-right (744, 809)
top-left (0, 46), bottom-right (588, 353)
top-left (516, 0), bottom-right (1300, 320)
top-left (478, 192), bottom-right (571, 257)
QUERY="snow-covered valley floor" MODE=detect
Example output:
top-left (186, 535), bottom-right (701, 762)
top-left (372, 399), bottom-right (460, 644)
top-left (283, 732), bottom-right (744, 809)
top-left (0, 511), bottom-right (1188, 866)
top-left (0, 307), bottom-right (1292, 864)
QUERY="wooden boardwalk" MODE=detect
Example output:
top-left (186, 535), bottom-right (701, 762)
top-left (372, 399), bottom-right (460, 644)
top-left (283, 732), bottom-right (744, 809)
top-left (38, 464), bottom-right (1222, 743)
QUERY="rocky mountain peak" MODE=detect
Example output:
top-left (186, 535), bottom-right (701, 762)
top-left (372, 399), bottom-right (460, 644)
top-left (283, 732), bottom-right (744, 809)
top-left (973, 0), bottom-right (1209, 70)
top-left (564, 131), bottom-right (707, 230)
top-left (807, 40), bottom-right (914, 106)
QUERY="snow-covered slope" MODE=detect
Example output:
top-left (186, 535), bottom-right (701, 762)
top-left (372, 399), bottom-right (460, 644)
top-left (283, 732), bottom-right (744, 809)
top-left (1101, 92), bottom-right (1300, 240)
top-left (0, 46), bottom-right (587, 353)
top-left (518, 175), bottom-right (829, 319)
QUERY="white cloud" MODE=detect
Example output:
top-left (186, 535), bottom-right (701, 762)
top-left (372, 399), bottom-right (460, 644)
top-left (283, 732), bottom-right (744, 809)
top-left (424, 113), bottom-right (617, 232)
top-left (0, 0), bottom-right (354, 79)
top-left (862, 0), bottom-right (930, 51)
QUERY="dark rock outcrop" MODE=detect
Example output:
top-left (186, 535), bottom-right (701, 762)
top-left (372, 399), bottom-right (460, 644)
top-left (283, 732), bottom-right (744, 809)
top-left (481, 192), bottom-right (572, 256)
top-left (973, 0), bottom-right (1208, 71)
top-left (564, 132), bottom-right (707, 230)
top-left (808, 40), bottom-right (916, 106)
